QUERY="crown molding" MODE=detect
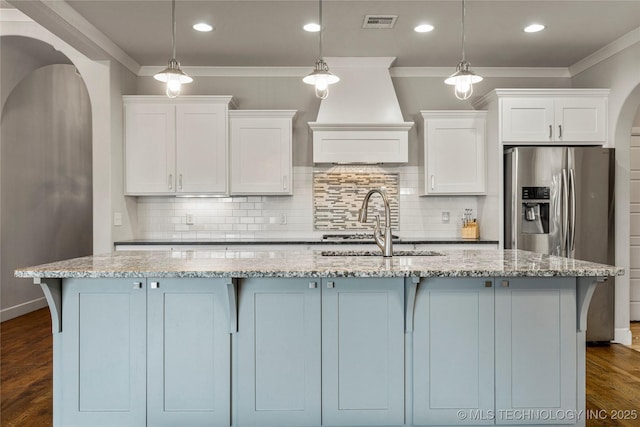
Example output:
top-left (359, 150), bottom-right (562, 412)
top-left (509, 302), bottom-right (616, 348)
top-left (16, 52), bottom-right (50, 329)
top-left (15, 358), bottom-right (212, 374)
top-left (139, 66), bottom-right (313, 78)
top-left (569, 26), bottom-right (640, 77)
top-left (138, 66), bottom-right (571, 79)
top-left (391, 67), bottom-right (570, 79)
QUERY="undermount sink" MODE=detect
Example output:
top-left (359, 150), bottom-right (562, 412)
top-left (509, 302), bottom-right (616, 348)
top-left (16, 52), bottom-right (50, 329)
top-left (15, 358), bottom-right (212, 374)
top-left (320, 250), bottom-right (445, 257)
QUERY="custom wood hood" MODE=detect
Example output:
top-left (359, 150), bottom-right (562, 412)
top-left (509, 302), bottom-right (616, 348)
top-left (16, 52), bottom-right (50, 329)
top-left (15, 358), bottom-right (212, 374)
top-left (309, 57), bottom-right (413, 164)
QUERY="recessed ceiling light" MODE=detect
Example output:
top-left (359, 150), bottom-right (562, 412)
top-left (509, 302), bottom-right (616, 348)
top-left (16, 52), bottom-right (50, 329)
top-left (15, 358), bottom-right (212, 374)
top-left (524, 24), bottom-right (545, 33)
top-left (414, 24), bottom-right (434, 33)
top-left (303, 23), bottom-right (321, 32)
top-left (193, 23), bottom-right (214, 32)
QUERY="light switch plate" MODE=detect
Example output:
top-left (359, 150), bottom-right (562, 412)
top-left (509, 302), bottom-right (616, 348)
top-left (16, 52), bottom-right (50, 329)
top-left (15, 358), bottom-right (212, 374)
top-left (113, 212), bottom-right (122, 226)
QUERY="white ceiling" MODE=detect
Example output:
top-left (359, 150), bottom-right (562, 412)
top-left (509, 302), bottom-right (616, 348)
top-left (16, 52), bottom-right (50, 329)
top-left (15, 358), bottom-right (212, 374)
top-left (6, 0), bottom-right (640, 69)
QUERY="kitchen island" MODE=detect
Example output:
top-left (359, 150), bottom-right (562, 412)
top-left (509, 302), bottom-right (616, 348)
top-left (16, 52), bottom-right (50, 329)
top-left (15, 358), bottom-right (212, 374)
top-left (16, 249), bottom-right (623, 427)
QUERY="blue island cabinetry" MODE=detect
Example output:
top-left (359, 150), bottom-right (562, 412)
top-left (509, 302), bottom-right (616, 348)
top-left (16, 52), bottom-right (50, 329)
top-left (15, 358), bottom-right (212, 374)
top-left (22, 249), bottom-right (618, 427)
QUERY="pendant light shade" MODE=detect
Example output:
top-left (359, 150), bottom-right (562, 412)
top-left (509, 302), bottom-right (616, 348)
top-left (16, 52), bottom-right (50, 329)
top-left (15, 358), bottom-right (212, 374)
top-left (303, 59), bottom-right (340, 99)
top-left (303, 0), bottom-right (339, 99)
top-left (154, 0), bottom-right (192, 98)
top-left (445, 0), bottom-right (482, 100)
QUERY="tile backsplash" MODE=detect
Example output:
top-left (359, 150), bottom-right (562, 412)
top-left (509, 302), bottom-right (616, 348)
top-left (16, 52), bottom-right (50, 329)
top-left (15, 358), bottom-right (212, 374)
top-left (135, 166), bottom-right (479, 240)
top-left (313, 166), bottom-right (399, 230)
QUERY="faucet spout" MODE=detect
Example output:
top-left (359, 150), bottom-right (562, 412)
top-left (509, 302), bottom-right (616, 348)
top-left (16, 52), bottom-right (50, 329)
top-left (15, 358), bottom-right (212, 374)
top-left (358, 189), bottom-right (393, 257)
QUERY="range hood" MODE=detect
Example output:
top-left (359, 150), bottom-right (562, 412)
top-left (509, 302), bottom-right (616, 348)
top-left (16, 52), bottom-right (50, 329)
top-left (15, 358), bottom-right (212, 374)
top-left (309, 57), bottom-right (413, 164)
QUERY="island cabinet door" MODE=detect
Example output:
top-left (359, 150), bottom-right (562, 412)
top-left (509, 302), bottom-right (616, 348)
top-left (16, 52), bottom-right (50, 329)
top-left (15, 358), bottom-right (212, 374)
top-left (321, 278), bottom-right (405, 426)
top-left (61, 278), bottom-right (147, 427)
top-left (412, 278), bottom-right (495, 426)
top-left (495, 278), bottom-right (577, 425)
top-left (237, 278), bottom-right (322, 427)
top-left (146, 278), bottom-right (231, 427)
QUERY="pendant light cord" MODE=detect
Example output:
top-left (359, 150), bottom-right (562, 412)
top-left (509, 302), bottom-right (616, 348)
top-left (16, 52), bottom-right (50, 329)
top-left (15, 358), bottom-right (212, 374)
top-left (172, 0), bottom-right (177, 59)
top-left (461, 0), bottom-right (466, 62)
top-left (318, 0), bottom-right (323, 59)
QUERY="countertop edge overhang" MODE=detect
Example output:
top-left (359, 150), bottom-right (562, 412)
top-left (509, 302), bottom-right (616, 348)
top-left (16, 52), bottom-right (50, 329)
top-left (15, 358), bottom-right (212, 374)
top-left (113, 238), bottom-right (500, 246)
top-left (15, 249), bottom-right (625, 280)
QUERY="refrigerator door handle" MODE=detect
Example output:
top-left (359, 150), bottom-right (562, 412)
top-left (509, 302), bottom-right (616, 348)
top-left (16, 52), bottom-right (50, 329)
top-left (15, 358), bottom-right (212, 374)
top-left (561, 168), bottom-right (569, 257)
top-left (569, 168), bottom-right (576, 255)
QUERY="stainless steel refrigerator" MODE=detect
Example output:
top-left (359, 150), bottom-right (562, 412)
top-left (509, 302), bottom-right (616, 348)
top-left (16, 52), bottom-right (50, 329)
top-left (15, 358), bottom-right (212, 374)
top-left (504, 146), bottom-right (615, 342)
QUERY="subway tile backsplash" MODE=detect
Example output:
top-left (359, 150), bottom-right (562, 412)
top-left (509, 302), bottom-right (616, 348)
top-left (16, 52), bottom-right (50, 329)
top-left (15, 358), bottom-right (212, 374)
top-left (135, 166), bottom-right (478, 240)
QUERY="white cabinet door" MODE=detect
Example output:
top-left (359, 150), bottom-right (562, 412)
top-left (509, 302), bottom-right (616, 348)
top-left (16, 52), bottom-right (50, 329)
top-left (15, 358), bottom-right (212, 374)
top-left (229, 111), bottom-right (295, 195)
top-left (413, 278), bottom-right (495, 426)
top-left (61, 279), bottom-right (147, 427)
top-left (501, 98), bottom-right (555, 142)
top-left (554, 97), bottom-right (606, 143)
top-left (322, 278), bottom-right (405, 426)
top-left (147, 278), bottom-right (231, 427)
top-left (125, 103), bottom-right (176, 194)
top-left (495, 277), bottom-right (577, 425)
top-left (176, 104), bottom-right (228, 194)
top-left (237, 278), bottom-right (322, 427)
top-left (501, 96), bottom-right (607, 144)
top-left (421, 112), bottom-right (486, 195)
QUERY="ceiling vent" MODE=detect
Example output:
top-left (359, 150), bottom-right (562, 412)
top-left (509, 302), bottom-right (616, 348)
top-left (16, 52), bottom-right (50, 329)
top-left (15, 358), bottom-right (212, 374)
top-left (362, 15), bottom-right (398, 29)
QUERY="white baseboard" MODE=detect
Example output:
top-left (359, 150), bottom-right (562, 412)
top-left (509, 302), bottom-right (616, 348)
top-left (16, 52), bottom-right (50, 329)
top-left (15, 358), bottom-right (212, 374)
top-left (631, 302), bottom-right (640, 321)
top-left (0, 297), bottom-right (48, 322)
top-left (613, 327), bottom-right (633, 345)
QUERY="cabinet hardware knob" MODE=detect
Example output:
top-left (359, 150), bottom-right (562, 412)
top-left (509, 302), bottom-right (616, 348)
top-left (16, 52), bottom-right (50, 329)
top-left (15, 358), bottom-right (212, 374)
top-left (283, 176), bottom-right (288, 190)
top-left (549, 125), bottom-right (552, 139)
top-left (168, 174), bottom-right (173, 190)
top-left (558, 124), bottom-right (563, 138)
top-left (178, 174), bottom-right (183, 190)
top-left (327, 281), bottom-right (335, 289)
top-left (150, 282), bottom-right (159, 289)
top-left (133, 282), bottom-right (143, 289)
top-left (430, 175), bottom-right (435, 190)
top-left (309, 282), bottom-right (317, 289)
top-left (501, 280), bottom-right (510, 288)
top-left (484, 280), bottom-right (492, 288)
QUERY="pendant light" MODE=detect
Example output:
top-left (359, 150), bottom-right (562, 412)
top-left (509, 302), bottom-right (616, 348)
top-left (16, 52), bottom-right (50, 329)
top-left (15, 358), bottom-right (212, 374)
top-left (444, 0), bottom-right (482, 100)
top-left (303, 0), bottom-right (339, 99)
top-left (154, 0), bottom-right (192, 98)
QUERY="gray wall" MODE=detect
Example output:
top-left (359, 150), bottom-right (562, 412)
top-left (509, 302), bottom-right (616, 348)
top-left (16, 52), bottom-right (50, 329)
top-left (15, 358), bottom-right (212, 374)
top-left (136, 75), bottom-right (571, 166)
top-left (1, 63), bottom-right (92, 320)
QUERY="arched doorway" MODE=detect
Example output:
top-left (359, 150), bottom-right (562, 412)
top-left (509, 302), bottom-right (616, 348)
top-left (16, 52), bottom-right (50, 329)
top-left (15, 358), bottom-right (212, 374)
top-left (0, 36), bottom-right (93, 320)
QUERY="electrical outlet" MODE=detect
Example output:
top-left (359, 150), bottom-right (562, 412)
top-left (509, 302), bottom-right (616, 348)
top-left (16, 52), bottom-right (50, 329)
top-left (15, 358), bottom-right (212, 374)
top-left (186, 213), bottom-right (195, 225)
top-left (280, 213), bottom-right (287, 225)
top-left (442, 211), bottom-right (450, 223)
top-left (113, 212), bottom-right (122, 226)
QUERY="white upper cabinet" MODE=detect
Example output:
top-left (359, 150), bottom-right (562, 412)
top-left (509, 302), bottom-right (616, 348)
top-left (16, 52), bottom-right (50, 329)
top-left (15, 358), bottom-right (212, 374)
top-left (124, 96), bottom-right (235, 196)
top-left (229, 110), bottom-right (296, 195)
top-left (420, 111), bottom-right (487, 195)
top-left (497, 89), bottom-right (608, 144)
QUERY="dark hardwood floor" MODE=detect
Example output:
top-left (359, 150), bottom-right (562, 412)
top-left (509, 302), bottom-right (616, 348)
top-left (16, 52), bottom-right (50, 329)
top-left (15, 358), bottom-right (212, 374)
top-left (1, 308), bottom-right (640, 426)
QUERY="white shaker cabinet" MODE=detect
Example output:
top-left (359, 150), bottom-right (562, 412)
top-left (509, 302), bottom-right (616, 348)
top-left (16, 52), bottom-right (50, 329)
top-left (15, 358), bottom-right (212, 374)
top-left (420, 111), bottom-right (487, 195)
top-left (497, 90), bottom-right (608, 144)
top-left (413, 278), bottom-right (495, 425)
top-left (124, 96), bottom-right (235, 195)
top-left (229, 110), bottom-right (296, 195)
top-left (60, 278), bottom-right (231, 427)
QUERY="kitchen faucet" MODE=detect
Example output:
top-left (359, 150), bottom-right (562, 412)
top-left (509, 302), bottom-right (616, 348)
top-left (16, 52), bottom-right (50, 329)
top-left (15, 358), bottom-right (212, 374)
top-left (358, 188), bottom-right (393, 257)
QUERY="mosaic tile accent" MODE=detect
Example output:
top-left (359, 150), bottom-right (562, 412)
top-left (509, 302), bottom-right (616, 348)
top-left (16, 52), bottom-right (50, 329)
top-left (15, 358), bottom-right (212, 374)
top-left (313, 168), bottom-right (399, 231)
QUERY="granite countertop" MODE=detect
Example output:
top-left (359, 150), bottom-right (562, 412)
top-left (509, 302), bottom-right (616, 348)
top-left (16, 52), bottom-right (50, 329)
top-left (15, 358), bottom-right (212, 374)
top-left (114, 237), bottom-right (499, 246)
top-left (15, 249), bottom-right (624, 279)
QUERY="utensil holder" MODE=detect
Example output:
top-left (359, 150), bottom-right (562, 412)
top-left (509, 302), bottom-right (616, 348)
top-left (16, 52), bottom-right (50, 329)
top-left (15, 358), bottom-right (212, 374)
top-left (461, 222), bottom-right (479, 239)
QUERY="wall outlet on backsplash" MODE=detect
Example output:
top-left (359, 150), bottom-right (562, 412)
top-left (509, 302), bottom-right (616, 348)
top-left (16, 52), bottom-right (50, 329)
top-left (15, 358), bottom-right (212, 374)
top-left (442, 211), bottom-right (450, 223)
top-left (186, 213), bottom-right (194, 225)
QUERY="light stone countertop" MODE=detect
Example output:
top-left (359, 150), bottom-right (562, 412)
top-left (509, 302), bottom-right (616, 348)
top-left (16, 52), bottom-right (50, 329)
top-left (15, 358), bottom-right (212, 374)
top-left (15, 249), bottom-right (624, 279)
